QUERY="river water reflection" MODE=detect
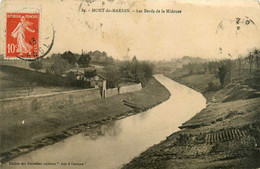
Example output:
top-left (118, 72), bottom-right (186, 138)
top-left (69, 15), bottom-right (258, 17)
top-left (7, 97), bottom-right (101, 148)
top-left (2, 74), bottom-right (206, 169)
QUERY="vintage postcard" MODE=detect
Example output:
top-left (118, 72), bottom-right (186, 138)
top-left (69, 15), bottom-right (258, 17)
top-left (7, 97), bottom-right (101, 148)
top-left (0, 0), bottom-right (259, 168)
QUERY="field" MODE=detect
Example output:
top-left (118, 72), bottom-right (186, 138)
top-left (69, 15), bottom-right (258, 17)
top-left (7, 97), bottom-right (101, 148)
top-left (169, 73), bottom-right (220, 93)
top-left (0, 65), bottom-right (79, 99)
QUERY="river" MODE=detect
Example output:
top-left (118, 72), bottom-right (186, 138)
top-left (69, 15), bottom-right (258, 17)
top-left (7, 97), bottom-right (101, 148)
top-left (2, 74), bottom-right (206, 169)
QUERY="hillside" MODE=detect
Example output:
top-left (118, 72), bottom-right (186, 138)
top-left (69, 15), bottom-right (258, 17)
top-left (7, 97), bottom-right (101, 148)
top-left (0, 65), bottom-right (79, 99)
top-left (153, 56), bottom-right (207, 74)
top-left (123, 71), bottom-right (260, 169)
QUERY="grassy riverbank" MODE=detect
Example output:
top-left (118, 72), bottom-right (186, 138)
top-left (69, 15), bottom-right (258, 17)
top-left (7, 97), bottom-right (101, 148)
top-left (0, 77), bottom-right (170, 163)
top-left (123, 73), bottom-right (260, 169)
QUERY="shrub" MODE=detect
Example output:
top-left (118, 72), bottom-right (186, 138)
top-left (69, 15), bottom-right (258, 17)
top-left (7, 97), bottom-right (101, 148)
top-left (205, 82), bottom-right (219, 92)
top-left (29, 60), bottom-right (43, 72)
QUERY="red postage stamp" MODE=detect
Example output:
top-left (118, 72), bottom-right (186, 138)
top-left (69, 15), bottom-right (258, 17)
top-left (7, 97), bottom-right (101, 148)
top-left (6, 13), bottom-right (40, 59)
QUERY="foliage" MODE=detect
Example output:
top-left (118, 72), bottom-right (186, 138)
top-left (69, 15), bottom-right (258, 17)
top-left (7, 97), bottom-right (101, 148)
top-left (29, 60), bottom-right (43, 72)
top-left (42, 51), bottom-right (154, 88)
top-left (114, 56), bottom-right (154, 86)
top-left (182, 62), bottom-right (206, 75)
top-left (137, 62), bottom-right (154, 85)
top-left (119, 61), bottom-right (132, 79)
top-left (45, 66), bottom-right (52, 74)
top-left (104, 56), bottom-right (153, 88)
top-left (78, 54), bottom-right (91, 67)
top-left (117, 56), bottom-right (154, 84)
top-left (51, 59), bottom-right (70, 76)
top-left (207, 61), bottom-right (218, 74)
top-left (61, 51), bottom-right (77, 65)
top-left (253, 48), bottom-right (260, 69)
top-left (88, 50), bottom-right (114, 65)
top-left (130, 56), bottom-right (139, 82)
top-left (49, 53), bottom-right (62, 61)
top-left (84, 69), bottom-right (97, 79)
top-left (104, 64), bottom-right (121, 88)
top-left (218, 60), bottom-right (231, 88)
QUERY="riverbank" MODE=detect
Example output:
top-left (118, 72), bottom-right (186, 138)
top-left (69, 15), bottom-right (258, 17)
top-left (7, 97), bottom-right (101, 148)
top-left (0, 77), bottom-right (170, 164)
top-left (123, 74), bottom-right (260, 169)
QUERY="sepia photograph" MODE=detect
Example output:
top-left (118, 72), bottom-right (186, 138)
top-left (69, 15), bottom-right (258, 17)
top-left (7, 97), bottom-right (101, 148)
top-left (0, 0), bottom-right (260, 168)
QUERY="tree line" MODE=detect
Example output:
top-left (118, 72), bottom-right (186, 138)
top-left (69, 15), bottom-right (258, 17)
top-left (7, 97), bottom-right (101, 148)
top-left (104, 56), bottom-right (153, 88)
top-left (172, 48), bottom-right (260, 90)
top-left (29, 51), bottom-right (91, 75)
top-left (28, 51), bottom-right (154, 89)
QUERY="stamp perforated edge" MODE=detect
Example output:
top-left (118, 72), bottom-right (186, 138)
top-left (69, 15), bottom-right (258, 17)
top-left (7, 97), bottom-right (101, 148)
top-left (2, 3), bottom-right (42, 60)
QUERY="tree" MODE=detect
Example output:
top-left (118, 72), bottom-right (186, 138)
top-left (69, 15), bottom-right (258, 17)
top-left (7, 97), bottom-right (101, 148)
top-left (207, 61), bottom-right (218, 74)
top-left (88, 50), bottom-right (115, 65)
top-left (61, 51), bottom-right (77, 65)
top-left (104, 64), bottom-right (121, 88)
top-left (50, 53), bottom-right (62, 61)
top-left (119, 61), bottom-right (131, 79)
top-left (203, 63), bottom-right (208, 73)
top-left (51, 59), bottom-right (70, 76)
top-left (29, 60), bottom-right (43, 72)
top-left (104, 56), bottom-right (114, 65)
top-left (218, 64), bottom-right (227, 88)
top-left (253, 49), bottom-right (260, 69)
top-left (237, 56), bottom-right (243, 78)
top-left (130, 56), bottom-right (139, 82)
top-left (117, 58), bottom-right (153, 85)
top-left (78, 54), bottom-right (91, 67)
top-left (248, 52), bottom-right (254, 77)
top-left (137, 62), bottom-right (153, 85)
top-left (187, 63), bottom-right (194, 75)
top-left (218, 60), bottom-right (231, 88)
top-left (84, 69), bottom-right (97, 79)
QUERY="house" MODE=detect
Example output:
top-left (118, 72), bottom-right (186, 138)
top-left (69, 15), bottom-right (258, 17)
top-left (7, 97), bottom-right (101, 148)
top-left (62, 68), bottom-right (107, 98)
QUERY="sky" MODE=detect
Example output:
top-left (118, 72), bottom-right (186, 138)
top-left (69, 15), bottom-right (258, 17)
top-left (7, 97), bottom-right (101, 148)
top-left (1, 0), bottom-right (260, 60)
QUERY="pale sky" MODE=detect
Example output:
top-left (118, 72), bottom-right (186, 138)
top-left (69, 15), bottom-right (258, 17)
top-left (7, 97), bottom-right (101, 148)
top-left (1, 0), bottom-right (260, 60)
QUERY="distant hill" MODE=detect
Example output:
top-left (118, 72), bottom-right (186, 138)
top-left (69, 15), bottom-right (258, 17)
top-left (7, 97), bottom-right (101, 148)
top-left (153, 56), bottom-right (208, 74)
top-left (88, 50), bottom-right (114, 66)
top-left (172, 56), bottom-right (207, 65)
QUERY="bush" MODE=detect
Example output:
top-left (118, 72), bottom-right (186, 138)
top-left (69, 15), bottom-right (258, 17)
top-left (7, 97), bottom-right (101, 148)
top-left (205, 82), bottom-right (219, 92)
top-left (51, 59), bottom-right (70, 76)
top-left (29, 60), bottom-right (43, 71)
top-left (78, 54), bottom-right (91, 67)
top-left (104, 64), bottom-right (121, 88)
